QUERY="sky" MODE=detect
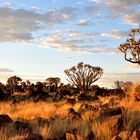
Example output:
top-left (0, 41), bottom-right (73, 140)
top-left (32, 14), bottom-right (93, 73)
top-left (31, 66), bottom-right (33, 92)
top-left (0, 0), bottom-right (140, 87)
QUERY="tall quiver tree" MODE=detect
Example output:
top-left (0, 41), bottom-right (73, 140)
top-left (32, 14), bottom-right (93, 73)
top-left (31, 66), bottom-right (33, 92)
top-left (64, 62), bottom-right (103, 93)
top-left (119, 28), bottom-right (140, 64)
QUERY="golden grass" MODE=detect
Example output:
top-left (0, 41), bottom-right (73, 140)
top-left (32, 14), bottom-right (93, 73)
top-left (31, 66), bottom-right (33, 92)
top-left (92, 120), bottom-right (112, 140)
top-left (0, 83), bottom-right (139, 139)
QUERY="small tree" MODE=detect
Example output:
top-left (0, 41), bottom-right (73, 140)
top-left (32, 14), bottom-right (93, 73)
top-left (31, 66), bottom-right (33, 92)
top-left (7, 76), bottom-right (22, 94)
top-left (64, 62), bottom-right (103, 92)
top-left (119, 28), bottom-right (140, 64)
top-left (46, 77), bottom-right (60, 92)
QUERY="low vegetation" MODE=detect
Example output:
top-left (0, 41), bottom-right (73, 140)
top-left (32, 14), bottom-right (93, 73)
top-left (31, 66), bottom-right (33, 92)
top-left (0, 59), bottom-right (139, 139)
top-left (0, 79), bottom-right (139, 139)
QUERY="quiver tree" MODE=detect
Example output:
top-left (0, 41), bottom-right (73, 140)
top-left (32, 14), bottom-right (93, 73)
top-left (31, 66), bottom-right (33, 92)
top-left (64, 62), bottom-right (103, 92)
top-left (119, 28), bottom-right (140, 64)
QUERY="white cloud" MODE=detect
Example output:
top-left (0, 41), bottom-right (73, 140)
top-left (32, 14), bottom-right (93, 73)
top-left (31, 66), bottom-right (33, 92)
top-left (0, 68), bottom-right (14, 73)
top-left (91, 0), bottom-right (140, 25)
top-left (123, 12), bottom-right (140, 25)
top-left (77, 19), bottom-right (90, 26)
top-left (0, 6), bottom-right (78, 42)
top-left (2, 2), bottom-right (12, 9)
top-left (39, 30), bottom-right (118, 54)
top-left (101, 30), bottom-right (128, 40)
top-left (126, 64), bottom-right (140, 69)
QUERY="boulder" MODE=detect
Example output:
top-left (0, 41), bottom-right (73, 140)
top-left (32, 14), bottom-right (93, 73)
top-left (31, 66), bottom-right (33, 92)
top-left (100, 103), bottom-right (110, 112)
top-left (88, 131), bottom-right (95, 140)
top-left (25, 133), bottom-right (43, 140)
top-left (31, 117), bottom-right (49, 126)
top-left (77, 93), bottom-right (99, 101)
top-left (0, 114), bottom-right (13, 126)
top-left (136, 126), bottom-right (140, 139)
top-left (100, 107), bottom-right (124, 119)
top-left (66, 98), bottom-right (76, 105)
top-left (14, 121), bottom-right (32, 134)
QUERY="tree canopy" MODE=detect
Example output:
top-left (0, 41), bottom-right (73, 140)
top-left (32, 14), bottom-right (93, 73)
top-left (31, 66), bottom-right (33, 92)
top-left (119, 28), bottom-right (140, 64)
top-left (64, 62), bottom-right (103, 92)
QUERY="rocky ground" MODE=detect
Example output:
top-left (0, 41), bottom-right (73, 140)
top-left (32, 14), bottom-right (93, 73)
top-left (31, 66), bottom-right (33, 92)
top-left (0, 92), bottom-right (140, 140)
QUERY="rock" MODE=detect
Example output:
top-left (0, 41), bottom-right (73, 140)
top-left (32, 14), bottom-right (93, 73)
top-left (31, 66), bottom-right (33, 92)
top-left (88, 131), bottom-right (95, 140)
top-left (25, 133), bottom-right (43, 140)
top-left (31, 117), bottom-right (49, 126)
top-left (136, 126), bottom-right (140, 139)
top-left (77, 93), bottom-right (99, 101)
top-left (14, 121), bottom-right (32, 134)
top-left (66, 98), bottom-right (76, 105)
top-left (0, 114), bottom-right (13, 126)
top-left (100, 103), bottom-right (110, 112)
top-left (100, 107), bottom-right (124, 119)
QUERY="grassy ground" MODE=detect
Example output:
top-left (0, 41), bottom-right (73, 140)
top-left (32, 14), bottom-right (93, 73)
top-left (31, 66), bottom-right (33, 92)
top-left (0, 85), bottom-right (140, 139)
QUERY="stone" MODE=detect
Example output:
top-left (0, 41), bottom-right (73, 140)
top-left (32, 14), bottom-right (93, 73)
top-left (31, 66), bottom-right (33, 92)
top-left (136, 126), bottom-right (140, 139)
top-left (77, 93), bottom-right (99, 101)
top-left (88, 131), bottom-right (95, 140)
top-left (0, 114), bottom-right (13, 126)
top-left (14, 121), bottom-right (32, 134)
top-left (100, 107), bottom-right (124, 119)
top-left (25, 133), bottom-right (43, 140)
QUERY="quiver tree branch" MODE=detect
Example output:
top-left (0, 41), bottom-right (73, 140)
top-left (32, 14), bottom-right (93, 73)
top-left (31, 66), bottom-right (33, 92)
top-left (119, 28), bottom-right (140, 64)
top-left (64, 62), bottom-right (103, 92)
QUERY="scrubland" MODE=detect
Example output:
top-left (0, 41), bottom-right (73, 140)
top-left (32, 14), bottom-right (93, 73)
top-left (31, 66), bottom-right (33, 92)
top-left (0, 84), bottom-right (140, 140)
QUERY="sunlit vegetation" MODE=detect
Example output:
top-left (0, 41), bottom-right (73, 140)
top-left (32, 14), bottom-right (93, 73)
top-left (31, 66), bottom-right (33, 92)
top-left (0, 58), bottom-right (139, 139)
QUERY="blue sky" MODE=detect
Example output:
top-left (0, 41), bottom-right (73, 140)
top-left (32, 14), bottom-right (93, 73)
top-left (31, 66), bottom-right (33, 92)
top-left (0, 0), bottom-right (140, 85)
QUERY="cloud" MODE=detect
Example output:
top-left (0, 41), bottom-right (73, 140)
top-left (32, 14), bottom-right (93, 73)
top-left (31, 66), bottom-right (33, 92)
top-left (0, 6), bottom-right (78, 42)
top-left (39, 30), bottom-right (118, 54)
top-left (123, 12), bottom-right (140, 25)
top-left (84, 6), bottom-right (100, 14)
top-left (90, 0), bottom-right (140, 25)
top-left (126, 64), bottom-right (140, 69)
top-left (77, 19), bottom-right (91, 26)
top-left (91, 0), bottom-right (140, 8)
top-left (0, 68), bottom-right (14, 73)
top-left (30, 6), bottom-right (40, 12)
top-left (2, 2), bottom-right (12, 9)
top-left (101, 30), bottom-right (128, 40)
